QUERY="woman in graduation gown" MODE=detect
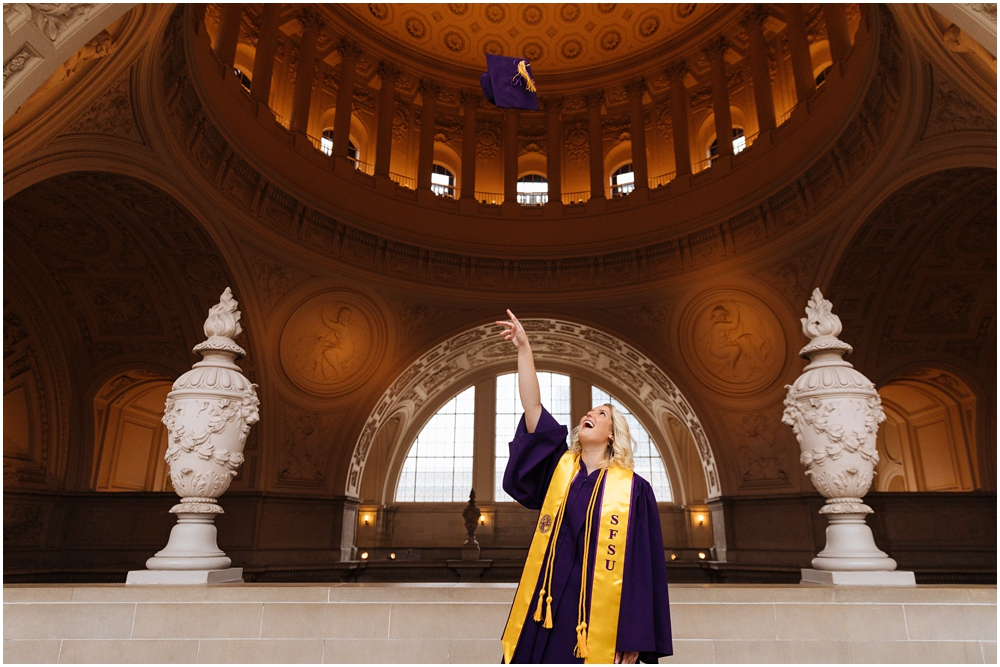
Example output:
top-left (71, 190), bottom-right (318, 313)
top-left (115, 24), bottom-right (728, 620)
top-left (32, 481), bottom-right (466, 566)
top-left (496, 310), bottom-right (673, 664)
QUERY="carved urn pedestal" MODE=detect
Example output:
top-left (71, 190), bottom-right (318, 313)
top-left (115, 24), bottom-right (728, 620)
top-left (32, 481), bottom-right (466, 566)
top-left (127, 289), bottom-right (259, 585)
top-left (782, 290), bottom-right (914, 586)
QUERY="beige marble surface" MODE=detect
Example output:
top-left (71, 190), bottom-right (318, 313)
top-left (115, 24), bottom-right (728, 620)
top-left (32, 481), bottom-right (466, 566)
top-left (3, 583), bottom-right (996, 663)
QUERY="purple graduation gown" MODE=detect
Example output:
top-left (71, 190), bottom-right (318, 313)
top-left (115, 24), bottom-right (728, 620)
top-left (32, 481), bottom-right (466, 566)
top-left (503, 407), bottom-right (673, 664)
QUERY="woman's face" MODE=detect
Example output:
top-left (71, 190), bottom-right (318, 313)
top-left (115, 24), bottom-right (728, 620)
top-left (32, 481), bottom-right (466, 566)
top-left (578, 404), bottom-right (614, 448)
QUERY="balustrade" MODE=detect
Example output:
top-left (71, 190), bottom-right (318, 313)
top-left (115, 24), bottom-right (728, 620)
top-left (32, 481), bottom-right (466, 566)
top-left (198, 3), bottom-right (857, 213)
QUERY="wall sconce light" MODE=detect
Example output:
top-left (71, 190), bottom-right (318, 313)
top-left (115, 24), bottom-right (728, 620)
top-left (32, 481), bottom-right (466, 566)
top-left (363, 514), bottom-right (371, 525)
top-left (479, 514), bottom-right (486, 524)
top-left (698, 552), bottom-right (706, 560)
top-left (696, 514), bottom-right (705, 526)
top-left (360, 551), bottom-right (369, 560)
top-left (670, 553), bottom-right (677, 561)
top-left (389, 552), bottom-right (396, 560)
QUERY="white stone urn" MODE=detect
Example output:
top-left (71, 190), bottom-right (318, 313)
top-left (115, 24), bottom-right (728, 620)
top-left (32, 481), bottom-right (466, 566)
top-left (145, 288), bottom-right (259, 572)
top-left (782, 289), bottom-right (900, 575)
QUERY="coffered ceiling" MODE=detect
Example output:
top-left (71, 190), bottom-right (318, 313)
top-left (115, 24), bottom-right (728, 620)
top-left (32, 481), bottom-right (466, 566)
top-left (326, 3), bottom-right (725, 78)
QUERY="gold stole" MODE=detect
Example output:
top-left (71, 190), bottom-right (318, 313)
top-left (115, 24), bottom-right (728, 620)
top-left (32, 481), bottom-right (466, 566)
top-left (501, 453), bottom-right (633, 664)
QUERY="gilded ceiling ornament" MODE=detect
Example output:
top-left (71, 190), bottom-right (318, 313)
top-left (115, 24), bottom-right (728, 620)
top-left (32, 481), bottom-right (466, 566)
top-left (523, 42), bottom-right (543, 60)
top-left (406, 17), bottom-right (426, 39)
top-left (448, 4), bottom-right (468, 16)
top-left (560, 4), bottom-right (580, 22)
top-left (444, 31), bottom-right (465, 52)
top-left (639, 15), bottom-right (659, 38)
top-left (561, 38), bottom-right (582, 59)
top-left (484, 39), bottom-right (504, 55)
top-left (485, 4), bottom-right (505, 23)
top-left (368, 3), bottom-right (388, 20)
top-left (675, 4), bottom-right (697, 19)
top-left (600, 30), bottom-right (622, 51)
top-left (523, 5), bottom-right (543, 25)
top-left (598, 4), bottom-right (616, 14)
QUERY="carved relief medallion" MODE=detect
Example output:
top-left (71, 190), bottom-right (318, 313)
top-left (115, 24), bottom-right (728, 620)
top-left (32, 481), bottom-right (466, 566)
top-left (681, 290), bottom-right (785, 396)
top-left (280, 291), bottom-right (384, 397)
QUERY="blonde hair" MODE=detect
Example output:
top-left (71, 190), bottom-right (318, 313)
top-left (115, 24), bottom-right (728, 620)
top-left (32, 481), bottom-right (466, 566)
top-left (569, 403), bottom-right (635, 470)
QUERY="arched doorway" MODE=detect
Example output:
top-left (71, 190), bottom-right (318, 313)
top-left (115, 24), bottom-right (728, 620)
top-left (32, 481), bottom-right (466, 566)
top-left (91, 370), bottom-right (175, 492)
top-left (875, 369), bottom-right (980, 492)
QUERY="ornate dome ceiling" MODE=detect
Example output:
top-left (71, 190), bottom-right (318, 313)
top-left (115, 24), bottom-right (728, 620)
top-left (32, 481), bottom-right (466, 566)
top-left (325, 3), bottom-right (725, 79)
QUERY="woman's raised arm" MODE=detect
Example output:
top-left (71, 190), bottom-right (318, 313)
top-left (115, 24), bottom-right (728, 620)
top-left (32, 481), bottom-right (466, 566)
top-left (496, 309), bottom-right (542, 432)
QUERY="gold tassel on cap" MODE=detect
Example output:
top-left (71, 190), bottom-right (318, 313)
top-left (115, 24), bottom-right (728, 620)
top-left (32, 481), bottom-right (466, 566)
top-left (517, 60), bottom-right (537, 92)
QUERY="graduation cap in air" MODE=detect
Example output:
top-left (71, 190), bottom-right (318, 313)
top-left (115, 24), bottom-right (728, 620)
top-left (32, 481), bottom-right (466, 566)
top-left (480, 53), bottom-right (539, 111)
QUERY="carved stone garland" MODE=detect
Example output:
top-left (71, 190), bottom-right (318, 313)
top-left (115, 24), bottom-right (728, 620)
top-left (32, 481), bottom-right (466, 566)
top-left (137, 288), bottom-right (259, 580)
top-left (783, 289), bottom-right (913, 584)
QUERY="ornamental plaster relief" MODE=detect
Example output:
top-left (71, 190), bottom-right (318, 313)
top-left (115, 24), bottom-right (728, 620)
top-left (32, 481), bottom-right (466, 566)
top-left (680, 289), bottom-right (785, 398)
top-left (720, 407), bottom-right (795, 489)
top-left (278, 290), bottom-right (386, 399)
top-left (61, 66), bottom-right (143, 142)
top-left (922, 69), bottom-right (995, 138)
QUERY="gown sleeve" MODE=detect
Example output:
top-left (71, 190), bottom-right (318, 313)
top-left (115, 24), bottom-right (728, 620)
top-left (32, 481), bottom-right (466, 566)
top-left (616, 475), bottom-right (673, 662)
top-left (501, 406), bottom-right (569, 510)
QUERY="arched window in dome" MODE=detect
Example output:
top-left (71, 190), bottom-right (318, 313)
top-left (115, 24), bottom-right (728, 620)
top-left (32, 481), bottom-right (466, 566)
top-left (610, 164), bottom-right (635, 198)
top-left (815, 64), bottom-right (834, 87)
top-left (319, 129), bottom-right (360, 165)
top-left (233, 68), bottom-right (252, 93)
top-left (709, 127), bottom-right (746, 163)
top-left (395, 386), bottom-right (475, 501)
top-left (494, 372), bottom-right (571, 502)
top-left (431, 163), bottom-right (456, 198)
top-left (592, 385), bottom-right (673, 501)
top-left (516, 174), bottom-right (548, 206)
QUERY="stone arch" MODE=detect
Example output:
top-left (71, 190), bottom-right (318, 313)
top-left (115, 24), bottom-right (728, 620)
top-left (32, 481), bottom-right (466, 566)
top-left (347, 318), bottom-right (721, 502)
top-left (875, 368), bottom-right (980, 492)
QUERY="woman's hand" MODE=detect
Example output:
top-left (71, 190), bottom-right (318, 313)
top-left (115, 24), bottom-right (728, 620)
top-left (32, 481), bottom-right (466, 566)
top-left (615, 651), bottom-right (639, 664)
top-left (496, 309), bottom-right (529, 350)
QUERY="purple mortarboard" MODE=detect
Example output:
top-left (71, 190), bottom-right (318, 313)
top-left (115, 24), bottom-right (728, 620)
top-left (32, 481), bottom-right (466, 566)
top-left (479, 53), bottom-right (539, 111)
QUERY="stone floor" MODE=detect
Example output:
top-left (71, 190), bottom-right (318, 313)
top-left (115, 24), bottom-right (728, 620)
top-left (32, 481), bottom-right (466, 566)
top-left (3, 583), bottom-right (996, 663)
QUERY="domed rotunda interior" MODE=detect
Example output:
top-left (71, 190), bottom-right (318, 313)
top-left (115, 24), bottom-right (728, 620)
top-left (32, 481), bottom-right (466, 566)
top-left (3, 2), bottom-right (996, 592)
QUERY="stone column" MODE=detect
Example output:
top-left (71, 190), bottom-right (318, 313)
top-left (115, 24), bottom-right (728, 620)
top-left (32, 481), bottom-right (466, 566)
top-left (824, 4), bottom-right (853, 65)
top-left (460, 92), bottom-right (479, 200)
top-left (332, 40), bottom-right (361, 160)
top-left (743, 8), bottom-right (777, 132)
top-left (666, 62), bottom-right (692, 176)
top-left (249, 3), bottom-right (281, 105)
top-left (783, 289), bottom-right (915, 586)
top-left (416, 82), bottom-right (440, 190)
top-left (127, 289), bottom-right (259, 585)
top-left (705, 36), bottom-right (734, 159)
top-left (584, 91), bottom-right (605, 200)
top-left (544, 97), bottom-right (563, 205)
top-left (214, 3), bottom-right (243, 68)
top-left (373, 62), bottom-right (399, 178)
top-left (503, 108), bottom-right (519, 204)
top-left (784, 3), bottom-right (817, 103)
top-left (289, 8), bottom-right (322, 136)
top-left (625, 79), bottom-right (649, 191)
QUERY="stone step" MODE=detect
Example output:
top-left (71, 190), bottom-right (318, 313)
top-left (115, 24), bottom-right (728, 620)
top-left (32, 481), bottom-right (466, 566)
top-left (3, 583), bottom-right (996, 663)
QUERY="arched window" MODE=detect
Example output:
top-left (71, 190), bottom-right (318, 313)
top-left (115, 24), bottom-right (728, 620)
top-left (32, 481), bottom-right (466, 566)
top-left (495, 372), bottom-right (571, 502)
top-left (610, 164), bottom-right (635, 198)
top-left (320, 130), bottom-right (360, 165)
top-left (233, 68), bottom-right (252, 92)
top-left (395, 386), bottom-right (475, 501)
top-left (709, 127), bottom-right (746, 162)
top-left (517, 174), bottom-right (548, 206)
top-left (592, 385), bottom-right (673, 500)
top-left (394, 370), bottom-right (675, 503)
top-left (431, 164), bottom-right (456, 197)
top-left (815, 64), bottom-right (834, 87)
